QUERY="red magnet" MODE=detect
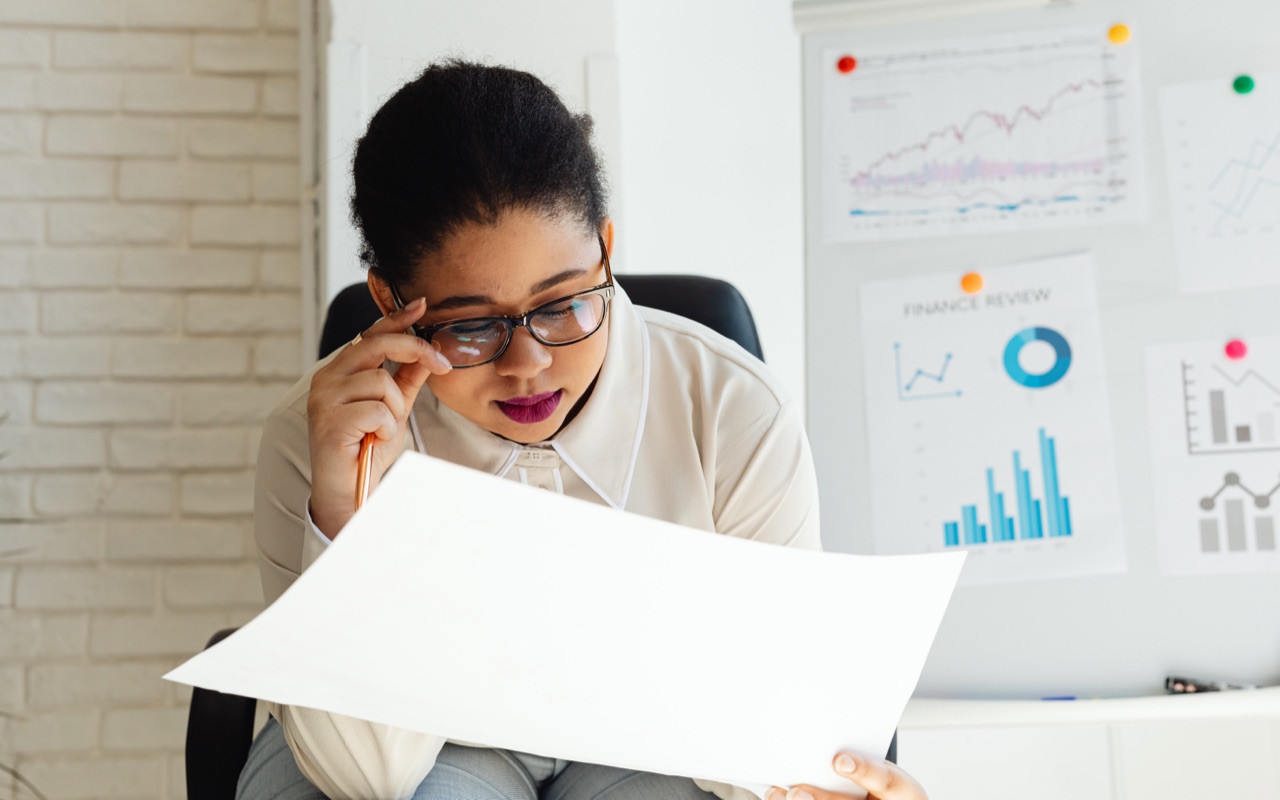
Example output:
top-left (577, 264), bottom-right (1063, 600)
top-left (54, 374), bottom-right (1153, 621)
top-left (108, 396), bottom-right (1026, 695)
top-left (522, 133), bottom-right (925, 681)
top-left (837, 55), bottom-right (857, 74)
top-left (1225, 339), bottom-right (1248, 360)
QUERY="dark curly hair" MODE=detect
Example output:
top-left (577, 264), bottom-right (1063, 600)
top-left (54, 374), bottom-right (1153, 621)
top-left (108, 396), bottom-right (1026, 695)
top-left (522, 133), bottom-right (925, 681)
top-left (350, 60), bottom-right (609, 287)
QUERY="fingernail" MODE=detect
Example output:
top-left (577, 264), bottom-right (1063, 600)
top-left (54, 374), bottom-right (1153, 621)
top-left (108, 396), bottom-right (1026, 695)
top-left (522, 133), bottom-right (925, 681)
top-left (787, 789), bottom-right (815, 800)
top-left (765, 790), bottom-right (785, 800)
top-left (410, 297), bottom-right (425, 310)
top-left (835, 754), bottom-right (857, 775)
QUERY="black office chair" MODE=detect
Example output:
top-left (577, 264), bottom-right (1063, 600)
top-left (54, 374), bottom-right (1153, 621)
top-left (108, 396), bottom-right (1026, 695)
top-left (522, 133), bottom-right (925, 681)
top-left (185, 277), bottom-right (888, 799)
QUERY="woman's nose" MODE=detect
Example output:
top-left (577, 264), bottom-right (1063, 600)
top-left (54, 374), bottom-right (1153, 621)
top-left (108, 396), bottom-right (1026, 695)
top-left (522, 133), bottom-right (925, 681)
top-left (493, 327), bottom-right (553, 378)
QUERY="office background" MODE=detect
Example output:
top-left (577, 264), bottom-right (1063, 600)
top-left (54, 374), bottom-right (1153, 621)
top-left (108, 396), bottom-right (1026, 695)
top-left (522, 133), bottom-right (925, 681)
top-left (0, 0), bottom-right (804, 796)
top-left (2, 0), bottom-right (1278, 798)
top-left (803, 0), bottom-right (1280, 698)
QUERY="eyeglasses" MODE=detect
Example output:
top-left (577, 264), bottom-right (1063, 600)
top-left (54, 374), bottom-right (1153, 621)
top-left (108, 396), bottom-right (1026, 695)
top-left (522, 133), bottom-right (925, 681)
top-left (389, 234), bottom-right (614, 368)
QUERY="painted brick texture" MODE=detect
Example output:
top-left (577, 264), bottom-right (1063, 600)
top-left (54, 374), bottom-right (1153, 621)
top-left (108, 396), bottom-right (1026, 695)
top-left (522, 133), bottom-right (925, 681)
top-left (0, 2), bottom-right (302, 797)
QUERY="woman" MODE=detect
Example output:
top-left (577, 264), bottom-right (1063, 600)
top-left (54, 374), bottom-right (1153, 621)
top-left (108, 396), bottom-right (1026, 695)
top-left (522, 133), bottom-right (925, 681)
top-left (242, 61), bottom-right (927, 800)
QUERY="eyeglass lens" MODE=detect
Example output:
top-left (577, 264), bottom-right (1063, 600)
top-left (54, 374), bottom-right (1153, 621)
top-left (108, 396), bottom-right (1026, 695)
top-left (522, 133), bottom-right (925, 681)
top-left (431, 293), bottom-right (608, 366)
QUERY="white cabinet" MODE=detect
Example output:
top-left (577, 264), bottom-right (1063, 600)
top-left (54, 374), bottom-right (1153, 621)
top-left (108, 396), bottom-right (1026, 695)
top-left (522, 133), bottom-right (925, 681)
top-left (898, 690), bottom-right (1280, 799)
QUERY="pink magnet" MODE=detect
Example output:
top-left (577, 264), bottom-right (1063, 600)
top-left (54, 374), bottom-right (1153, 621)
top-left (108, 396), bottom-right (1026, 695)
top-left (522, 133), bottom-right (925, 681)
top-left (1225, 339), bottom-right (1248, 360)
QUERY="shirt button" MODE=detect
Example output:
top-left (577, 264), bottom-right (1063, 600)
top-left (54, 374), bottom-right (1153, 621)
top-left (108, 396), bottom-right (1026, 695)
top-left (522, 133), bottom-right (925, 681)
top-left (515, 448), bottom-right (560, 470)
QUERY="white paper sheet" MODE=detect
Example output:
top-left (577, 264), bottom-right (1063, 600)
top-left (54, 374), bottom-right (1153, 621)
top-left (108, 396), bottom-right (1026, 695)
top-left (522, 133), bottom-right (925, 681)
top-left (858, 253), bottom-right (1126, 586)
top-left (820, 25), bottom-right (1144, 243)
top-left (165, 452), bottom-right (963, 795)
top-left (1145, 337), bottom-right (1280, 576)
top-left (1160, 75), bottom-right (1280, 293)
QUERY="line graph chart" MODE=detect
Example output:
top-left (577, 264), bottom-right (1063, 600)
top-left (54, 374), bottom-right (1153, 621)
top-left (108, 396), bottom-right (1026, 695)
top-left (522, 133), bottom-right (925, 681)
top-left (1161, 75), bottom-right (1280, 292)
top-left (822, 27), bottom-right (1143, 242)
top-left (1209, 132), bottom-right (1280, 230)
top-left (1197, 472), bottom-right (1279, 555)
top-left (848, 79), bottom-right (1105, 187)
top-left (894, 343), bottom-right (961, 401)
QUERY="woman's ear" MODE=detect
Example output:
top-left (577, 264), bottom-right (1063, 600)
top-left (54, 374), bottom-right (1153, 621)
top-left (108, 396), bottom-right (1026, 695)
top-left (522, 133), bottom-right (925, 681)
top-left (366, 270), bottom-right (398, 319)
top-left (600, 217), bottom-right (615, 260)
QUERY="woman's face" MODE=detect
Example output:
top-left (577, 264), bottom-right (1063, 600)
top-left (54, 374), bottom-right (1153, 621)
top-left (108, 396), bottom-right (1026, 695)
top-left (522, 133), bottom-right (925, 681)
top-left (378, 209), bottom-right (612, 444)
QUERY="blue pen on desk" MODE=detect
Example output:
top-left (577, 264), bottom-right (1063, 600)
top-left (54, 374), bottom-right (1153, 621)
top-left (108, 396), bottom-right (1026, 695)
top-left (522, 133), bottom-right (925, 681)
top-left (1040, 695), bottom-right (1076, 701)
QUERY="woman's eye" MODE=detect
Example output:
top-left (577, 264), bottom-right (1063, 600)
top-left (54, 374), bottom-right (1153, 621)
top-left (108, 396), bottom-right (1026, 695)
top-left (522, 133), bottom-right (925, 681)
top-left (444, 321), bottom-right (501, 340)
top-left (540, 300), bottom-right (583, 319)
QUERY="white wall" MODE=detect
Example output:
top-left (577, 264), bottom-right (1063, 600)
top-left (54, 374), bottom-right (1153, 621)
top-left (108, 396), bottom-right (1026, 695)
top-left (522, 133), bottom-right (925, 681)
top-left (614, 0), bottom-right (807, 406)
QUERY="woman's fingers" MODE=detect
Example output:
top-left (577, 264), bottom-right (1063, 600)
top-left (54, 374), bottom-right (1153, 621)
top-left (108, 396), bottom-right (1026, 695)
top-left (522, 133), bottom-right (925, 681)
top-left (317, 367), bottom-right (409, 425)
top-left (340, 400), bottom-right (399, 445)
top-left (832, 752), bottom-right (926, 800)
top-left (764, 752), bottom-right (927, 800)
top-left (333, 298), bottom-right (452, 375)
top-left (337, 329), bottom-right (452, 376)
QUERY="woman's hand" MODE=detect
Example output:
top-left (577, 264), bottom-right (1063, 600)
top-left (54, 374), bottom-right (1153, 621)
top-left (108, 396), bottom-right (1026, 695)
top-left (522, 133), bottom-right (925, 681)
top-left (766, 752), bottom-right (927, 800)
top-left (306, 297), bottom-right (452, 539)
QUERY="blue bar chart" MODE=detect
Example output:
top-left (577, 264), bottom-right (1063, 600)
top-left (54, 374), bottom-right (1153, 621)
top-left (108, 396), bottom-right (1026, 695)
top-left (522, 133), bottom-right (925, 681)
top-left (944, 428), bottom-right (1073, 548)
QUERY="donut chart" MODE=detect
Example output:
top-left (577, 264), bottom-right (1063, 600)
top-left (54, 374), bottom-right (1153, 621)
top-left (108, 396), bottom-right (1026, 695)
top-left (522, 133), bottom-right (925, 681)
top-left (1004, 327), bottom-right (1072, 388)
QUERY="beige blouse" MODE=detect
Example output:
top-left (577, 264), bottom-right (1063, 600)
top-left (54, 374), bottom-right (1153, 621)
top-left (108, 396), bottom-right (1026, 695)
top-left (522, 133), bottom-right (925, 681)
top-left (253, 285), bottom-right (822, 800)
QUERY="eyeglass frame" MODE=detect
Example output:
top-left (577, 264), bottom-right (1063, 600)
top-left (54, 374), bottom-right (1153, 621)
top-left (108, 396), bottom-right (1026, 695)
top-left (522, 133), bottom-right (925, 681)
top-left (387, 233), bottom-right (615, 369)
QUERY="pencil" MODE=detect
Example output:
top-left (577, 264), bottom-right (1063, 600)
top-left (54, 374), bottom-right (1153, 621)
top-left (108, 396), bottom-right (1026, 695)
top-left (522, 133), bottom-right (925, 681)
top-left (355, 431), bottom-right (375, 510)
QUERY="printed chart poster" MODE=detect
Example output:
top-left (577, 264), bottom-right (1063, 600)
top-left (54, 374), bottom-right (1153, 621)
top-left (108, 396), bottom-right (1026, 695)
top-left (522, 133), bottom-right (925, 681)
top-left (1160, 76), bottom-right (1280, 293)
top-left (860, 253), bottom-right (1126, 586)
top-left (1146, 338), bottom-right (1280, 575)
top-left (821, 26), bottom-right (1144, 243)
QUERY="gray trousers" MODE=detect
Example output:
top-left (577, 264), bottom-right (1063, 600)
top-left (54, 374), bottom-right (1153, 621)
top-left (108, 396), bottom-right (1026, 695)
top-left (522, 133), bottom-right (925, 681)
top-left (236, 716), bottom-right (717, 800)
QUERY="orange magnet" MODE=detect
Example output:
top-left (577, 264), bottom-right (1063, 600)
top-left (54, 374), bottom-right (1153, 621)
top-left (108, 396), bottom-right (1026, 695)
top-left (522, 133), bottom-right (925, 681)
top-left (1108, 24), bottom-right (1131, 45)
top-left (960, 272), bottom-right (984, 294)
top-left (1225, 339), bottom-right (1248, 360)
top-left (837, 55), bottom-right (857, 74)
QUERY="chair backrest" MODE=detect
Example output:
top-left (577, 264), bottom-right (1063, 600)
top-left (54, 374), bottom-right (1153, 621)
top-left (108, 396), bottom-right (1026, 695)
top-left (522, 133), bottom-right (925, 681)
top-left (317, 275), bottom-right (764, 362)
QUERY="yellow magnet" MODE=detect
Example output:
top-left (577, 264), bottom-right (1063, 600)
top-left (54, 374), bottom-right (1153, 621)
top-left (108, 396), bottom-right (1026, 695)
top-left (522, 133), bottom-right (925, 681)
top-left (960, 272), bottom-right (984, 294)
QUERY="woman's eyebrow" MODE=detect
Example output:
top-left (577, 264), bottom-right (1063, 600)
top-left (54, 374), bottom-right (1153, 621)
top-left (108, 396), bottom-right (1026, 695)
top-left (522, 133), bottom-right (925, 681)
top-left (427, 268), bottom-right (590, 313)
top-left (427, 294), bottom-right (494, 313)
top-left (529, 268), bottom-right (587, 295)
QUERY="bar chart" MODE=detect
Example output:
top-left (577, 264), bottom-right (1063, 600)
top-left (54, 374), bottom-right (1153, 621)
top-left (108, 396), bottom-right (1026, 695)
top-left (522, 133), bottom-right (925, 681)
top-left (943, 428), bottom-right (1073, 548)
top-left (863, 254), bottom-right (1126, 584)
top-left (1197, 472), bottom-right (1279, 553)
top-left (1148, 337), bottom-right (1280, 574)
top-left (1182, 360), bottom-right (1280, 455)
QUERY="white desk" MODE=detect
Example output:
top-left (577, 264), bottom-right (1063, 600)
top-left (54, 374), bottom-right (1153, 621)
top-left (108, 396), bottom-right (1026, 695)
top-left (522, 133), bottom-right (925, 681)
top-left (897, 689), bottom-right (1280, 800)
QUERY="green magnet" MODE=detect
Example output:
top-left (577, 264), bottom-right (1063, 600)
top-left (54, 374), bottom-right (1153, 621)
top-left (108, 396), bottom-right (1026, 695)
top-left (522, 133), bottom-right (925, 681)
top-left (1234, 74), bottom-right (1255, 95)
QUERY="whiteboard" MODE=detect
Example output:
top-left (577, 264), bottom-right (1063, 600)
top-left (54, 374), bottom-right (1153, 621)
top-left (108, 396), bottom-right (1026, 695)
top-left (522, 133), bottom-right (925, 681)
top-left (802, 0), bottom-right (1280, 698)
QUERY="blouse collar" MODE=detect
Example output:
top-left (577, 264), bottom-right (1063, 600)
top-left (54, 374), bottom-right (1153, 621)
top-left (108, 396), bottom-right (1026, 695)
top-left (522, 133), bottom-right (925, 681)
top-left (409, 284), bottom-right (650, 510)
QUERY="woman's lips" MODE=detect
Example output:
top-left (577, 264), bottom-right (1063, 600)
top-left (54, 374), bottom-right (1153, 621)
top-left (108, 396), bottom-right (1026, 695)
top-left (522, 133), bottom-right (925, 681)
top-left (495, 390), bottom-right (562, 424)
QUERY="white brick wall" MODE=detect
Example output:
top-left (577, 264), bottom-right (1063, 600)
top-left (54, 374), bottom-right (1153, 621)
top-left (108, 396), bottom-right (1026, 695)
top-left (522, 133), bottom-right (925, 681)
top-left (0, 3), bottom-right (303, 796)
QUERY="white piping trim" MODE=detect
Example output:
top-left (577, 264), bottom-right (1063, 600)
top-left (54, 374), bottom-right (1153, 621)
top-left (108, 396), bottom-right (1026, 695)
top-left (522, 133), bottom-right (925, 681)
top-left (552, 467), bottom-right (564, 495)
top-left (555, 446), bottom-right (620, 510)
top-left (410, 408), bottom-right (521, 479)
top-left (495, 448), bottom-right (520, 479)
top-left (518, 466), bottom-right (529, 486)
top-left (552, 310), bottom-right (651, 511)
top-left (618, 314), bottom-right (650, 509)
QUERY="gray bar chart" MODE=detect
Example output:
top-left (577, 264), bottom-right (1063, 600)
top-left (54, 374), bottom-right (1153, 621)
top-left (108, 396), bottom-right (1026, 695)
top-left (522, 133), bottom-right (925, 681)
top-left (1183, 361), bottom-right (1280, 455)
top-left (1198, 472), bottom-right (1280, 553)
